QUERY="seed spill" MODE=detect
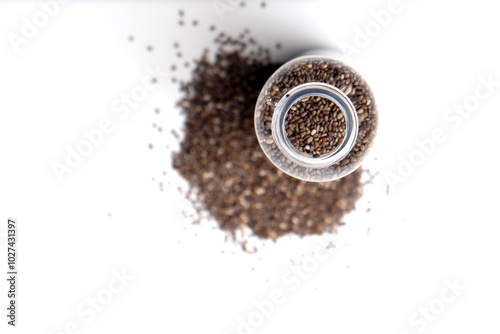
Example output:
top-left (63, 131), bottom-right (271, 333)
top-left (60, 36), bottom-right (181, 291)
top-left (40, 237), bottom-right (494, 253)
top-left (170, 25), bottom-right (364, 240)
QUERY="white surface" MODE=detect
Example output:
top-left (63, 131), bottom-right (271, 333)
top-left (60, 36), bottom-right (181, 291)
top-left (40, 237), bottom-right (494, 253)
top-left (1, 1), bottom-right (499, 333)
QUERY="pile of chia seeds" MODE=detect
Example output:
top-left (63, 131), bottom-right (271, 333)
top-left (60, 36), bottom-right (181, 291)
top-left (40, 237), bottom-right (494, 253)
top-left (171, 29), bottom-right (364, 240)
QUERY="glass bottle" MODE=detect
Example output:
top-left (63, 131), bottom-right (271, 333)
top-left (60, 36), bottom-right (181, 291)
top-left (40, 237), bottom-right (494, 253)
top-left (254, 51), bottom-right (378, 182)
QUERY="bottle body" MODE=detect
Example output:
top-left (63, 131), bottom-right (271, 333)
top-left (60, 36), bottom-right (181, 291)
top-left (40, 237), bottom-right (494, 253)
top-left (254, 55), bottom-right (378, 182)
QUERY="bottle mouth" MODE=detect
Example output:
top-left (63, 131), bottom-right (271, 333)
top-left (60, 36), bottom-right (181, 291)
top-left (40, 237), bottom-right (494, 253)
top-left (271, 82), bottom-right (359, 169)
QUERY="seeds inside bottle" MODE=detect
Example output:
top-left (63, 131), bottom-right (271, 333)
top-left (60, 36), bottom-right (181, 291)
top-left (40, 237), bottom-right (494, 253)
top-left (284, 96), bottom-right (346, 158)
top-left (255, 56), bottom-right (378, 182)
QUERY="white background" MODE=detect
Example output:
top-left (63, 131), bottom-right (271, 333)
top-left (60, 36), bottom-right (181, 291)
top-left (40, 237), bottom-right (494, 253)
top-left (1, 1), bottom-right (500, 333)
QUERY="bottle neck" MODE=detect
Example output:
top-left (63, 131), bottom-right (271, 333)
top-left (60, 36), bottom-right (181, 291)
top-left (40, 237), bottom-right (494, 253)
top-left (271, 82), bottom-right (359, 169)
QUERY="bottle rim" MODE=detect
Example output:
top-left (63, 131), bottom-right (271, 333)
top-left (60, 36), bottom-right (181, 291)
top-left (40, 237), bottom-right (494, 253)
top-left (271, 82), bottom-right (359, 169)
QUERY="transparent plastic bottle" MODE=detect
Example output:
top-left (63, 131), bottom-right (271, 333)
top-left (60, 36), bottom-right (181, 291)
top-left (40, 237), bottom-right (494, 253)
top-left (254, 51), bottom-right (378, 182)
